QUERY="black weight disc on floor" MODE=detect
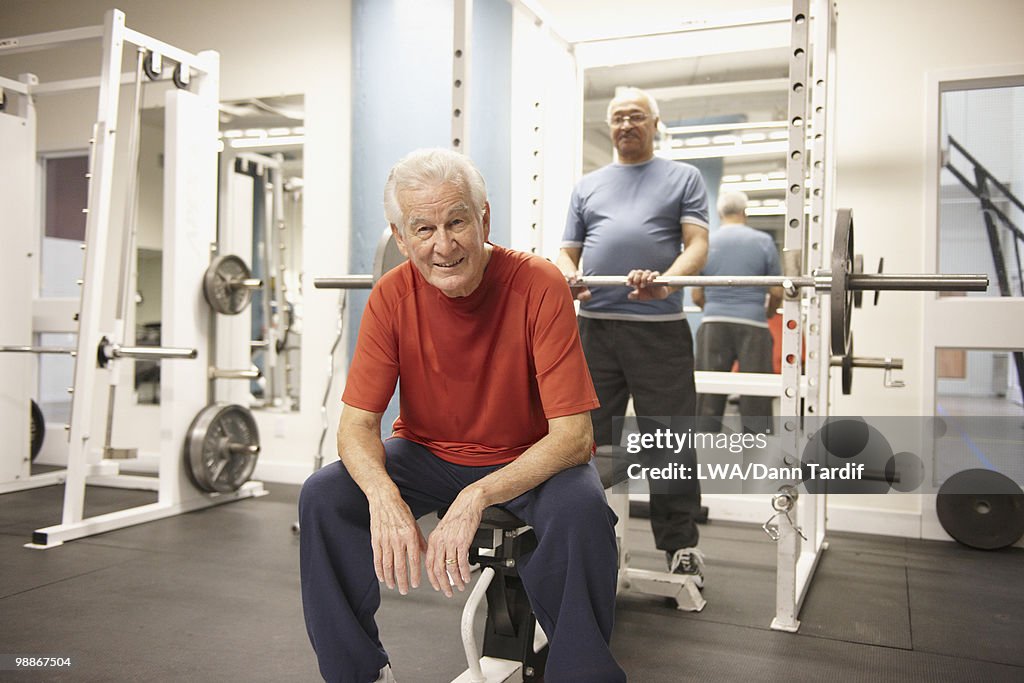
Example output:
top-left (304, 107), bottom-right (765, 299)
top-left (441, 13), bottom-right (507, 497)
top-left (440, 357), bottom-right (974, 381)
top-left (936, 468), bottom-right (1024, 550)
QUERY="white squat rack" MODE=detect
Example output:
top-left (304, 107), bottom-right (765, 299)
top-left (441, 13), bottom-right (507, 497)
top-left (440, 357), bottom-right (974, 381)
top-left (0, 9), bottom-right (266, 549)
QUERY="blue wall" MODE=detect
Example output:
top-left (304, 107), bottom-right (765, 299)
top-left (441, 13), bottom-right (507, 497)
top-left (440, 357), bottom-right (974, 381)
top-left (348, 0), bottom-right (511, 430)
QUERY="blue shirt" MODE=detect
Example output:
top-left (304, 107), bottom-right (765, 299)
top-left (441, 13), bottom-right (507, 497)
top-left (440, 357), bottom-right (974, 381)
top-left (701, 224), bottom-right (781, 326)
top-left (562, 157), bottom-right (709, 321)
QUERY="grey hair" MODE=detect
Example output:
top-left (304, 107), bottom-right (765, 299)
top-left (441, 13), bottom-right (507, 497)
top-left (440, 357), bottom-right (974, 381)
top-left (606, 86), bottom-right (661, 121)
top-left (383, 148), bottom-right (488, 227)
top-left (717, 190), bottom-right (749, 217)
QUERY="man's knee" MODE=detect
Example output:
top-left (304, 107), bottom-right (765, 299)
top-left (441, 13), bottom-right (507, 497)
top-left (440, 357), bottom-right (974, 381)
top-left (299, 462), bottom-right (365, 520)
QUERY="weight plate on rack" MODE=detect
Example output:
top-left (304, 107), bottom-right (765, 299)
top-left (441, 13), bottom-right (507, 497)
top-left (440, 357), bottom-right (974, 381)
top-left (30, 399), bottom-right (45, 461)
top-left (203, 254), bottom-right (254, 315)
top-left (841, 336), bottom-right (854, 395)
top-left (185, 403), bottom-right (260, 493)
top-left (372, 227), bottom-right (408, 283)
top-left (853, 254), bottom-right (864, 308)
top-left (936, 468), bottom-right (1024, 550)
top-left (830, 209), bottom-right (855, 357)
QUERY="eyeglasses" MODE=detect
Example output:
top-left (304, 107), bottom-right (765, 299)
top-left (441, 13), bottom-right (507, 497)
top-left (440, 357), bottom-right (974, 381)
top-left (608, 112), bottom-right (649, 127)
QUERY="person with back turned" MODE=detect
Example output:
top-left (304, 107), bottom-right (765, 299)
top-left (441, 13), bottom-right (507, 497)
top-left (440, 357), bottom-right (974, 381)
top-left (557, 86), bottom-right (710, 592)
top-left (691, 190), bottom-right (783, 435)
top-left (298, 148), bottom-right (625, 682)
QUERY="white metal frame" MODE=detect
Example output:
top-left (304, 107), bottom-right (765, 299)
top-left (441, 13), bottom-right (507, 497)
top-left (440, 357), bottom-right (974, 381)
top-left (0, 9), bottom-right (266, 548)
top-left (0, 70), bottom-right (62, 494)
top-left (550, 0), bottom-right (840, 631)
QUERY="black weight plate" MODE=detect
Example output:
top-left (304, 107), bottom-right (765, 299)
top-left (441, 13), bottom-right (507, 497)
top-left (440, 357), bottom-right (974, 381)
top-left (372, 227), bottom-right (407, 284)
top-left (30, 399), bottom-right (45, 461)
top-left (841, 350), bottom-right (853, 396)
top-left (853, 254), bottom-right (864, 308)
top-left (936, 468), bottom-right (1024, 550)
top-left (830, 209), bottom-right (854, 357)
top-left (185, 403), bottom-right (260, 493)
top-left (203, 254), bottom-right (253, 315)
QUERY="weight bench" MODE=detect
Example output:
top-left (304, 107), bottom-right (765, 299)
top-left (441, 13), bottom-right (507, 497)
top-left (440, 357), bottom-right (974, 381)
top-left (452, 448), bottom-right (673, 682)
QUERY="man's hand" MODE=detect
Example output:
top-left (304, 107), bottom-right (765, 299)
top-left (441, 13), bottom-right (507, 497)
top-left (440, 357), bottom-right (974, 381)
top-left (556, 247), bottom-right (591, 302)
top-left (368, 494), bottom-right (427, 596)
top-left (564, 269), bottom-right (593, 302)
top-left (626, 269), bottom-right (670, 300)
top-left (425, 487), bottom-right (486, 598)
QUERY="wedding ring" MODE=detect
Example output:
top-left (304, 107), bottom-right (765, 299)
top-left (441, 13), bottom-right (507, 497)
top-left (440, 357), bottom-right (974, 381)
top-left (445, 558), bottom-right (457, 564)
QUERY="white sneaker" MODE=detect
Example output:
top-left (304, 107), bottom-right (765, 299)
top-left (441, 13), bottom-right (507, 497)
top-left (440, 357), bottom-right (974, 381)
top-left (667, 547), bottom-right (705, 589)
top-left (373, 664), bottom-right (397, 683)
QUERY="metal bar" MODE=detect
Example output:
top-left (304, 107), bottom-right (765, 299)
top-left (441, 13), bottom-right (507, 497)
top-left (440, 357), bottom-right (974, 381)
top-left (948, 136), bottom-right (1024, 215)
top-left (847, 273), bottom-right (988, 291)
top-left (452, 0), bottom-right (471, 153)
top-left (0, 25), bottom-right (103, 56)
top-left (313, 276), bottom-right (375, 289)
top-left (0, 75), bottom-right (30, 94)
top-left (121, 27), bottom-right (214, 76)
top-left (829, 356), bottom-right (904, 370)
top-left (578, 275), bottom-right (815, 288)
top-left (944, 163), bottom-right (1024, 243)
top-left (664, 120), bottom-right (788, 135)
top-left (110, 345), bottom-right (198, 361)
top-left (209, 367), bottom-right (261, 380)
top-left (0, 345), bottom-right (76, 354)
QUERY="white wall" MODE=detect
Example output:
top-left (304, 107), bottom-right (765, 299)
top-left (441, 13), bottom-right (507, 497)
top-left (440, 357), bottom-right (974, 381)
top-left (825, 0), bottom-right (1024, 527)
top-left (0, 0), bottom-right (351, 483)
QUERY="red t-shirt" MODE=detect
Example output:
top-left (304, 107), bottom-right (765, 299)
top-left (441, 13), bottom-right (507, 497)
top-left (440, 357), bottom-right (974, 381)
top-left (342, 245), bottom-right (599, 466)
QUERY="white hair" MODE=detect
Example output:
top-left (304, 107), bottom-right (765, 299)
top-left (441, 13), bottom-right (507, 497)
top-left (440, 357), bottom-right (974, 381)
top-left (606, 86), bottom-right (660, 121)
top-left (717, 190), bottom-right (749, 217)
top-left (383, 148), bottom-right (488, 227)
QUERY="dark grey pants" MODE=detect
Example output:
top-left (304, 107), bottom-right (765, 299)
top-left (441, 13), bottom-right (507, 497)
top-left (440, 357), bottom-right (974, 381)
top-left (695, 321), bottom-right (775, 434)
top-left (578, 316), bottom-right (702, 551)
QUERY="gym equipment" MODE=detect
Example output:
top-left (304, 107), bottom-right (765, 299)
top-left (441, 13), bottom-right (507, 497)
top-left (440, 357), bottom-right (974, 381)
top-left (1, 10), bottom-right (266, 547)
top-left (202, 254), bottom-right (262, 315)
top-left (30, 400), bottom-right (45, 461)
top-left (936, 469), bottom-right (1024, 550)
top-left (185, 403), bottom-right (260, 493)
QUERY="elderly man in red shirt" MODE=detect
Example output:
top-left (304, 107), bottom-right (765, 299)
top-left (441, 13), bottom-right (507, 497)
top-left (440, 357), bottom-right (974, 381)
top-left (298, 148), bottom-right (625, 683)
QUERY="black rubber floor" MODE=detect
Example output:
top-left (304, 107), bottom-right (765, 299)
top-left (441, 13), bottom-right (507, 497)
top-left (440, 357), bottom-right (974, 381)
top-left (1, 482), bottom-right (1022, 682)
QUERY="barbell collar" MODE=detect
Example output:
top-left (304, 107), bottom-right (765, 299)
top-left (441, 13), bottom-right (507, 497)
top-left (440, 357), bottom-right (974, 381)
top-left (313, 275), bottom-right (375, 289)
top-left (0, 345), bottom-right (76, 355)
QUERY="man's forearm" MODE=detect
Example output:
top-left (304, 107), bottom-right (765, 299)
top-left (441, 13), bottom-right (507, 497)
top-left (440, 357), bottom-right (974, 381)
top-left (337, 422), bottom-right (400, 505)
top-left (465, 426), bottom-right (592, 509)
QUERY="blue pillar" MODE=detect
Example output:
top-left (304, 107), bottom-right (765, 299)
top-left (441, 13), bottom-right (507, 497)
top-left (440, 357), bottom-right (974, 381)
top-left (349, 0), bottom-right (511, 432)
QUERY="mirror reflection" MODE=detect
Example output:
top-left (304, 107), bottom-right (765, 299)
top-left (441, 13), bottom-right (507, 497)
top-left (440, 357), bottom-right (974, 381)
top-left (132, 94), bottom-right (305, 410)
top-left (218, 94), bottom-right (305, 410)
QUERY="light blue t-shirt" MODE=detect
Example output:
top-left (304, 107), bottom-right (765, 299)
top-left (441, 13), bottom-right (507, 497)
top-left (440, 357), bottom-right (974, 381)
top-left (562, 157), bottom-right (709, 321)
top-left (701, 224), bottom-right (781, 326)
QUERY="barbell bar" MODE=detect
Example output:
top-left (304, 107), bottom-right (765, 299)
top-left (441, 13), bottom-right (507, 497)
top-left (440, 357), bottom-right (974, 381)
top-left (1, 339), bottom-right (197, 366)
top-left (312, 209), bottom-right (988, 361)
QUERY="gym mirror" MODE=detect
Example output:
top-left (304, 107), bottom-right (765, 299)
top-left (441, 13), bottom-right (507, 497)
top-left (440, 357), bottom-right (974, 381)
top-left (133, 94), bottom-right (305, 410)
top-left (218, 94), bottom-right (305, 411)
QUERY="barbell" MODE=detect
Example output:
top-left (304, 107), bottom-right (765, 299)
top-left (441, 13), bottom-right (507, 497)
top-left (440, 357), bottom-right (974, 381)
top-left (313, 209), bottom-right (988, 361)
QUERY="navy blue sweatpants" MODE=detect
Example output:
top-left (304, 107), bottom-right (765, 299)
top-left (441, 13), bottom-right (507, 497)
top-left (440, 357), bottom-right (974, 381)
top-left (299, 437), bottom-right (626, 683)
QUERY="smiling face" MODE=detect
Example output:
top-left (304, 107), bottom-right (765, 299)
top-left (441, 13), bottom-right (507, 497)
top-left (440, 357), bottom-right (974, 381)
top-left (391, 181), bottom-right (491, 298)
top-left (609, 95), bottom-right (658, 164)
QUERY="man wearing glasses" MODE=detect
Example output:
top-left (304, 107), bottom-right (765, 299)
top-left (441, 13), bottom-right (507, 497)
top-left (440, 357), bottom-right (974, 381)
top-left (557, 87), bottom-right (711, 593)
